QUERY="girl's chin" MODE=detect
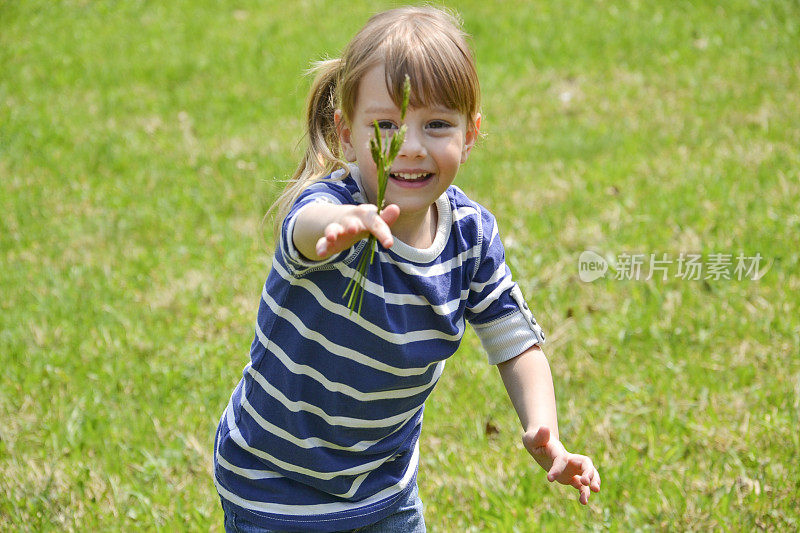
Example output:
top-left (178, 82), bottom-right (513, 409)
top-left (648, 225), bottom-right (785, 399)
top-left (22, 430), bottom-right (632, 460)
top-left (384, 194), bottom-right (439, 219)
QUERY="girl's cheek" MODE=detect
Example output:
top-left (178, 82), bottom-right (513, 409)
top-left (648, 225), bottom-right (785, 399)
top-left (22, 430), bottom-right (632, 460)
top-left (359, 157), bottom-right (377, 173)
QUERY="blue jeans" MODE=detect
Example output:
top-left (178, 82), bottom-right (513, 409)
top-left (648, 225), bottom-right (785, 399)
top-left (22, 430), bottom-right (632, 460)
top-left (221, 484), bottom-right (425, 533)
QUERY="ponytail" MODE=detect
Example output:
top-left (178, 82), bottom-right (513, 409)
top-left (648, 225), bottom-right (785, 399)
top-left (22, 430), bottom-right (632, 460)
top-left (266, 58), bottom-right (349, 237)
top-left (304, 58), bottom-right (343, 174)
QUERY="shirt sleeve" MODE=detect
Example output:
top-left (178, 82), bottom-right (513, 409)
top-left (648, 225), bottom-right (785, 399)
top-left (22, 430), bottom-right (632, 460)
top-left (465, 208), bottom-right (546, 365)
top-left (279, 180), bottom-right (356, 274)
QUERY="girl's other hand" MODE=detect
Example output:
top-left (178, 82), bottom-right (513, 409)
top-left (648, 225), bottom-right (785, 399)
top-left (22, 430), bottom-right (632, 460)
top-left (522, 426), bottom-right (601, 505)
top-left (315, 203), bottom-right (400, 259)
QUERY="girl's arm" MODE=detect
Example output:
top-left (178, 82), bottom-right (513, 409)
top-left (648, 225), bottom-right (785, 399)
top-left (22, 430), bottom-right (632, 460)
top-left (497, 345), bottom-right (601, 505)
top-left (292, 203), bottom-right (400, 261)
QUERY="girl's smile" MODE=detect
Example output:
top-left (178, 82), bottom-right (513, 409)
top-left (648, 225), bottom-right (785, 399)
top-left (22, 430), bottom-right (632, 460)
top-left (388, 169), bottom-right (433, 187)
top-left (336, 64), bottom-right (481, 246)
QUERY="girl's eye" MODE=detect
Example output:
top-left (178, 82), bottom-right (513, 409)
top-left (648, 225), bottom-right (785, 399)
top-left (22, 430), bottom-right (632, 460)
top-left (377, 120), bottom-right (397, 130)
top-left (427, 120), bottom-right (452, 129)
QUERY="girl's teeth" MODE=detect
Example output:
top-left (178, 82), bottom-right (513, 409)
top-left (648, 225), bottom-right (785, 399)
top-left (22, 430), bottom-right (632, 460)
top-left (393, 172), bottom-right (428, 181)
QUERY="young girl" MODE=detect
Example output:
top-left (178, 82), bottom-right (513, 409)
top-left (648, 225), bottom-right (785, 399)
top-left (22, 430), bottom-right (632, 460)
top-left (214, 6), bottom-right (600, 532)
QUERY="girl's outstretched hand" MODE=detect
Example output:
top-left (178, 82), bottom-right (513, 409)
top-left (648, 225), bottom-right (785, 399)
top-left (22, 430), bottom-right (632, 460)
top-left (523, 426), bottom-right (601, 505)
top-left (314, 203), bottom-right (400, 259)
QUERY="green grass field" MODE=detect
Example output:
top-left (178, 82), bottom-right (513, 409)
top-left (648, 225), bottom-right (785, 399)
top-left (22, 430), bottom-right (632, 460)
top-left (2, 0), bottom-right (798, 530)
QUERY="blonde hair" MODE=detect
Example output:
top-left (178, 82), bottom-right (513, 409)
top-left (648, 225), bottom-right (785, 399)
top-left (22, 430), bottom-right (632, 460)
top-left (268, 6), bottom-right (481, 234)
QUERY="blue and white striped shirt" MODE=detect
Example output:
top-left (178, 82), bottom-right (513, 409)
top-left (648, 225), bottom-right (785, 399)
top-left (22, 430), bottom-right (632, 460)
top-left (214, 166), bottom-right (545, 531)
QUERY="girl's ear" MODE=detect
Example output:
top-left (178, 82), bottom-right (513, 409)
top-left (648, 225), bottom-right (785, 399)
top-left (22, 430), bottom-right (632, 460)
top-left (334, 110), bottom-right (357, 162)
top-left (461, 113), bottom-right (482, 164)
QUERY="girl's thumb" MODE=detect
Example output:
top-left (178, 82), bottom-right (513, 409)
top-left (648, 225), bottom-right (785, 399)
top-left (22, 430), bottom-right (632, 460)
top-left (380, 204), bottom-right (401, 227)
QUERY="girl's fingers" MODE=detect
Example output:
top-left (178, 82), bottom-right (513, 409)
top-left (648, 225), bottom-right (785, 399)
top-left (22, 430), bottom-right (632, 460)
top-left (579, 483), bottom-right (590, 505)
top-left (325, 222), bottom-right (345, 241)
top-left (315, 238), bottom-right (326, 256)
top-left (579, 457), bottom-right (595, 485)
top-left (317, 204), bottom-right (400, 257)
top-left (315, 236), bottom-right (333, 257)
top-left (537, 444), bottom-right (600, 503)
top-left (367, 209), bottom-right (396, 249)
top-left (547, 454), bottom-right (568, 482)
top-left (374, 223), bottom-right (393, 248)
top-left (344, 219), bottom-right (361, 235)
top-left (317, 221), bottom-right (356, 256)
top-left (567, 475), bottom-right (590, 505)
top-left (313, 204), bottom-right (401, 259)
top-left (591, 469), bottom-right (601, 492)
top-left (380, 204), bottom-right (401, 226)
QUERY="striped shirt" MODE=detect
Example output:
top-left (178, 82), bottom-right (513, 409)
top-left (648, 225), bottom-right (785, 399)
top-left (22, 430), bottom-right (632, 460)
top-left (213, 166), bottom-right (545, 531)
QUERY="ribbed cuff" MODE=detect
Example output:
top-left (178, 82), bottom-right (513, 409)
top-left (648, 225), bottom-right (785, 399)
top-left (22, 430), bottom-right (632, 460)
top-left (472, 310), bottom-right (546, 365)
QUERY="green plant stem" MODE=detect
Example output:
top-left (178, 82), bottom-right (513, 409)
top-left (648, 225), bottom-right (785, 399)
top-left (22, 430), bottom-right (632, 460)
top-left (343, 76), bottom-right (410, 315)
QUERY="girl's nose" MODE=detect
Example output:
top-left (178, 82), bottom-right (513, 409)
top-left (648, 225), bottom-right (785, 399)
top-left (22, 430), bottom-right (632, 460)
top-left (398, 127), bottom-right (426, 159)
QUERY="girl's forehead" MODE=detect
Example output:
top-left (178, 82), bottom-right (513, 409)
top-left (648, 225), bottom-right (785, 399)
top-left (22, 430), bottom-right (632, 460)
top-left (355, 64), bottom-right (393, 99)
top-left (354, 64), bottom-right (460, 116)
top-left (360, 103), bottom-right (461, 117)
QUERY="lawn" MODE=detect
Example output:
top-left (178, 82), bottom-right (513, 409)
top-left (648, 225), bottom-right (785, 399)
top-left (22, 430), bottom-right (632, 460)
top-left (1, 0), bottom-right (798, 530)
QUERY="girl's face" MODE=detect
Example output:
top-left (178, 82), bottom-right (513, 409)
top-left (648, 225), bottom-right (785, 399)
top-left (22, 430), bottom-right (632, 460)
top-left (336, 64), bottom-right (480, 227)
